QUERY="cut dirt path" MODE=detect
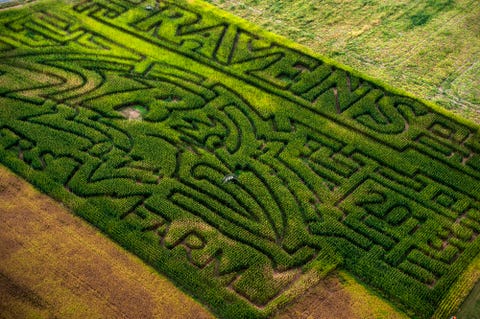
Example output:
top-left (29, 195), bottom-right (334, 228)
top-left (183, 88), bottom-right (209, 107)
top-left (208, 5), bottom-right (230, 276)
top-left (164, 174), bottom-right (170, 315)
top-left (0, 165), bottom-right (213, 319)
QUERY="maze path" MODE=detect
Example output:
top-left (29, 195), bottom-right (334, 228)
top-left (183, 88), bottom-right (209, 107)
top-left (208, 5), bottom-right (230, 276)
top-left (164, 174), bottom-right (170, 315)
top-left (0, 1), bottom-right (479, 318)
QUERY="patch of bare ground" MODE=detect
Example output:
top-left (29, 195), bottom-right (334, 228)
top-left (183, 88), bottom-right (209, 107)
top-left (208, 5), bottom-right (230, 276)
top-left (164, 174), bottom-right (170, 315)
top-left (274, 272), bottom-right (408, 319)
top-left (119, 107), bottom-right (143, 120)
top-left (0, 165), bottom-right (213, 319)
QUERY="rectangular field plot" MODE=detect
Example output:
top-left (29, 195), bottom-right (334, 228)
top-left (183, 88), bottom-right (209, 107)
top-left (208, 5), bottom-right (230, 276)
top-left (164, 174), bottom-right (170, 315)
top-left (0, 1), bottom-right (479, 318)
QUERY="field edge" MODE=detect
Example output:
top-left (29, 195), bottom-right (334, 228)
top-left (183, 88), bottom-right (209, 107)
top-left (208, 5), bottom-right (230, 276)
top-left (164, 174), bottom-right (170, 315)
top-left (0, 0), bottom-right (479, 318)
top-left (432, 249), bottom-right (480, 318)
top-left (191, 0), bottom-right (480, 133)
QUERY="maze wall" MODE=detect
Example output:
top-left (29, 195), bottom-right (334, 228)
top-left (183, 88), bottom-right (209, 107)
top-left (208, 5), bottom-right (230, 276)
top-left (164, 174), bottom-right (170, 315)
top-left (0, 1), bottom-right (479, 317)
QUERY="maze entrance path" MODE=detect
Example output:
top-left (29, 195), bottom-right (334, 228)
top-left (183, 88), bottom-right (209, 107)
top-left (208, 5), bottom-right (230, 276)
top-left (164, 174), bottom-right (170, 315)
top-left (0, 1), bottom-right (479, 318)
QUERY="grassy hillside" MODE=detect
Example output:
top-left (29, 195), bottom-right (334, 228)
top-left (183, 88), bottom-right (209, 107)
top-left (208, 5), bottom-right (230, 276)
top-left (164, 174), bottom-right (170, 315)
top-left (206, 0), bottom-right (480, 123)
top-left (0, 0), bottom-right (479, 318)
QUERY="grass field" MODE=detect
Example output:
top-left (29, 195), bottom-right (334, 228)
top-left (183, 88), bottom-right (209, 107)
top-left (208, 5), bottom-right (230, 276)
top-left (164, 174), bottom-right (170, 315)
top-left (206, 0), bottom-right (480, 123)
top-left (457, 279), bottom-right (480, 319)
top-left (0, 165), bottom-right (213, 319)
top-left (0, 0), bottom-right (480, 318)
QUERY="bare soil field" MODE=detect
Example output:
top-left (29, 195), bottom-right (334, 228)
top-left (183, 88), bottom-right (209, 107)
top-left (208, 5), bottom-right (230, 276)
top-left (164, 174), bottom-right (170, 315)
top-left (0, 162), bottom-right (407, 319)
top-left (0, 165), bottom-right (213, 319)
top-left (275, 272), bottom-right (408, 319)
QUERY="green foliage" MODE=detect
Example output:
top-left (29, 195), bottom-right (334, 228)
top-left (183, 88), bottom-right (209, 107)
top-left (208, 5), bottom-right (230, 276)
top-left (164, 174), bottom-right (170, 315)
top-left (0, 1), bottom-right (479, 318)
top-left (208, 0), bottom-right (480, 123)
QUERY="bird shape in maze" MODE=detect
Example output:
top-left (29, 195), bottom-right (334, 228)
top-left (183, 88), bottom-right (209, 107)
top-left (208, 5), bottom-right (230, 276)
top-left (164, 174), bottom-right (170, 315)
top-left (1, 2), bottom-right (480, 317)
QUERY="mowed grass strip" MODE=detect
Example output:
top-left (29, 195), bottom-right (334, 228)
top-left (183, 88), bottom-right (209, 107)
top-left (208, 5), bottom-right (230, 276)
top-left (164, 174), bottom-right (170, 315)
top-left (0, 0), bottom-right (479, 318)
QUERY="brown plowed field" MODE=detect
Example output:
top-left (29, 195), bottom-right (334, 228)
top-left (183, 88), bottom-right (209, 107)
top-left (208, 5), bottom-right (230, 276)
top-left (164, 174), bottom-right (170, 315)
top-left (0, 165), bottom-right (213, 319)
top-left (0, 164), bottom-right (409, 319)
top-left (275, 272), bottom-right (408, 319)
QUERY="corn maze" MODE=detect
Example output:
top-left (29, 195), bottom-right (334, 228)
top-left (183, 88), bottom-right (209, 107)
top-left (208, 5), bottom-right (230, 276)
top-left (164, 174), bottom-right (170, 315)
top-left (0, 0), bottom-right (480, 318)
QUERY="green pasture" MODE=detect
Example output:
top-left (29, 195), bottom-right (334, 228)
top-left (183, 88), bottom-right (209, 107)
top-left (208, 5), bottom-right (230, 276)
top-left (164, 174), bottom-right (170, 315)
top-left (0, 1), bottom-right (479, 318)
top-left (457, 279), bottom-right (480, 318)
top-left (207, 0), bottom-right (480, 123)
